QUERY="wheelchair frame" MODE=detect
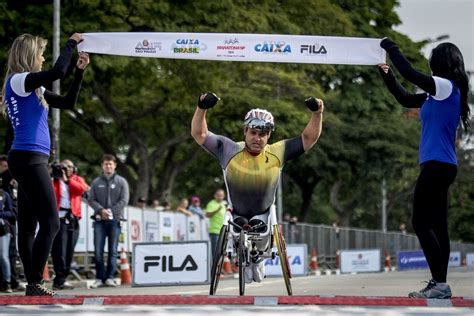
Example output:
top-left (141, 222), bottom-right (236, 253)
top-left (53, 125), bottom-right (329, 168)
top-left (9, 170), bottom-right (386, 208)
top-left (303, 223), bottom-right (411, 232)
top-left (209, 205), bottom-right (292, 296)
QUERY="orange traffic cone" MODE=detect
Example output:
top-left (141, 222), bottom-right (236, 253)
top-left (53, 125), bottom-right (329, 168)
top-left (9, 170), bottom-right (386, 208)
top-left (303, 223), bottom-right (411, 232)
top-left (120, 248), bottom-right (132, 285)
top-left (42, 264), bottom-right (50, 282)
top-left (223, 256), bottom-right (233, 274)
top-left (309, 248), bottom-right (319, 271)
top-left (384, 250), bottom-right (391, 272)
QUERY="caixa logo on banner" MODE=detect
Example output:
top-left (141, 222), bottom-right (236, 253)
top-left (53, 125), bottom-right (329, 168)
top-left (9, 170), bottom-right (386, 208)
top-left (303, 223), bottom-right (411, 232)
top-left (132, 241), bottom-right (210, 286)
top-left (264, 244), bottom-right (307, 276)
top-left (254, 41), bottom-right (292, 53)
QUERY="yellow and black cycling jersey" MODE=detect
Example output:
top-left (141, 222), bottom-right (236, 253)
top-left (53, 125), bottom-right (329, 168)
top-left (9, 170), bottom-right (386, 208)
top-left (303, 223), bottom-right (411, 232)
top-left (202, 131), bottom-right (305, 219)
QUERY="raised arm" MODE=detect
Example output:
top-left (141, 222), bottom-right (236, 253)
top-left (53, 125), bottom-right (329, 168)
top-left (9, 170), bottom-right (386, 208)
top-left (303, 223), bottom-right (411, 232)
top-left (44, 52), bottom-right (89, 110)
top-left (191, 92), bottom-right (219, 145)
top-left (301, 97), bottom-right (324, 152)
top-left (380, 38), bottom-right (436, 95)
top-left (378, 64), bottom-right (427, 108)
top-left (24, 33), bottom-right (83, 92)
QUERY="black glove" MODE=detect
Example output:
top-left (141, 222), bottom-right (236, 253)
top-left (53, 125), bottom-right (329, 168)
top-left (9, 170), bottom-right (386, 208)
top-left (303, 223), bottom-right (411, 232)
top-left (305, 97), bottom-right (321, 112)
top-left (380, 37), bottom-right (398, 51)
top-left (197, 92), bottom-right (220, 109)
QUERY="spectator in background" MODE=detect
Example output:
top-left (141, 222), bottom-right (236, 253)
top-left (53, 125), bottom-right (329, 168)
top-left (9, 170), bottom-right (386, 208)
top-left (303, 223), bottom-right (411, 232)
top-left (88, 154), bottom-right (129, 289)
top-left (162, 201), bottom-right (172, 212)
top-left (0, 156), bottom-right (24, 292)
top-left (176, 198), bottom-right (192, 217)
top-left (51, 159), bottom-right (89, 290)
top-left (289, 216), bottom-right (299, 244)
top-left (151, 199), bottom-right (164, 212)
top-left (136, 197), bottom-right (147, 210)
top-left (206, 189), bottom-right (227, 258)
top-left (188, 196), bottom-right (205, 219)
top-left (0, 182), bottom-right (15, 293)
top-left (283, 213), bottom-right (291, 222)
top-left (399, 223), bottom-right (407, 235)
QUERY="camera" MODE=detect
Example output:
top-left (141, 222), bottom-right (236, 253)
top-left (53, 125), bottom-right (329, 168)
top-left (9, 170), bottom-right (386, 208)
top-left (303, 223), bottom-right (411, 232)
top-left (51, 162), bottom-right (66, 180)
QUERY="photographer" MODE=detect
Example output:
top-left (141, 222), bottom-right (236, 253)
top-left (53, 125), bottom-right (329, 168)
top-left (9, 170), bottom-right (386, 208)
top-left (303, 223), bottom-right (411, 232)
top-left (51, 160), bottom-right (89, 290)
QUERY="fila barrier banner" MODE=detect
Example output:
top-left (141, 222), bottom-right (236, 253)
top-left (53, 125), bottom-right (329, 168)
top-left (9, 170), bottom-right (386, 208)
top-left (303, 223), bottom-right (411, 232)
top-left (264, 244), bottom-right (307, 276)
top-left (340, 249), bottom-right (381, 273)
top-left (78, 32), bottom-right (386, 65)
top-left (132, 241), bottom-right (210, 287)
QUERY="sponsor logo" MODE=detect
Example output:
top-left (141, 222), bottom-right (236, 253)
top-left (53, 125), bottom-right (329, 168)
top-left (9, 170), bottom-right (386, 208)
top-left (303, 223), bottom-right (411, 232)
top-left (144, 255), bottom-right (198, 272)
top-left (135, 40), bottom-right (162, 54)
top-left (172, 38), bottom-right (206, 54)
top-left (254, 41), bottom-right (291, 53)
top-left (300, 43), bottom-right (327, 55)
top-left (265, 255), bottom-right (302, 266)
top-left (400, 256), bottom-right (426, 264)
top-left (216, 37), bottom-right (246, 58)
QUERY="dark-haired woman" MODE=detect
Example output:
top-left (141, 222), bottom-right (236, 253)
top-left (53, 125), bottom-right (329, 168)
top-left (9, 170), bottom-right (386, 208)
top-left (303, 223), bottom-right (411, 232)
top-left (378, 38), bottom-right (470, 299)
top-left (1, 33), bottom-right (89, 296)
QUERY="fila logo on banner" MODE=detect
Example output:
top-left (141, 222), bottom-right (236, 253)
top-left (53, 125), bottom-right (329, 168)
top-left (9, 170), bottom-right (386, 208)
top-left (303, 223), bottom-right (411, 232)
top-left (300, 44), bottom-right (327, 54)
top-left (144, 255), bottom-right (198, 272)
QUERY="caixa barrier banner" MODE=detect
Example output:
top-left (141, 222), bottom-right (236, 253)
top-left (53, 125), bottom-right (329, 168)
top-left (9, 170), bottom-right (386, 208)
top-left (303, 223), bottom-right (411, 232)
top-left (132, 241), bottom-right (210, 287)
top-left (340, 249), bottom-right (381, 273)
top-left (398, 250), bottom-right (463, 270)
top-left (264, 244), bottom-right (307, 276)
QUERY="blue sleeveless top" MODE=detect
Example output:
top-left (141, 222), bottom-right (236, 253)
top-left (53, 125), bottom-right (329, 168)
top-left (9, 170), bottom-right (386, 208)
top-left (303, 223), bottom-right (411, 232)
top-left (5, 73), bottom-right (50, 156)
top-left (419, 81), bottom-right (460, 165)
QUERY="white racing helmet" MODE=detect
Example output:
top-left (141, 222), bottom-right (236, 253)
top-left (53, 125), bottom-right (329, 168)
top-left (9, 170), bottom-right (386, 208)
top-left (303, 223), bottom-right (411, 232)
top-left (243, 108), bottom-right (275, 132)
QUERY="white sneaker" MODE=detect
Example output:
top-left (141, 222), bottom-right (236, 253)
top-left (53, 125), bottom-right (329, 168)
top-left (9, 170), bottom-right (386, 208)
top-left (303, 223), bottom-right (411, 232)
top-left (89, 279), bottom-right (103, 289)
top-left (105, 279), bottom-right (117, 287)
top-left (244, 265), bottom-right (253, 284)
top-left (252, 261), bottom-right (265, 283)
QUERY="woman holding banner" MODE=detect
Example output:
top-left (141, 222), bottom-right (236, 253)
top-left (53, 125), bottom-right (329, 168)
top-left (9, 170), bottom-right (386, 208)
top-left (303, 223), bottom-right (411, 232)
top-left (1, 33), bottom-right (89, 296)
top-left (378, 38), bottom-right (470, 299)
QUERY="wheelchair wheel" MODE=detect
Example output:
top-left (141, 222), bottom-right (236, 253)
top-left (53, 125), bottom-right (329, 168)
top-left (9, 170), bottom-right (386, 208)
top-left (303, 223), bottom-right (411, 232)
top-left (273, 224), bottom-right (292, 296)
top-left (209, 225), bottom-right (229, 295)
top-left (238, 230), bottom-right (246, 296)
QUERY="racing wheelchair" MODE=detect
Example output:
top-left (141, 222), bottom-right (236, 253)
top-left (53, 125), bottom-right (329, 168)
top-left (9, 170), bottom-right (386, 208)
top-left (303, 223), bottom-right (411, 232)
top-left (209, 205), bottom-right (292, 296)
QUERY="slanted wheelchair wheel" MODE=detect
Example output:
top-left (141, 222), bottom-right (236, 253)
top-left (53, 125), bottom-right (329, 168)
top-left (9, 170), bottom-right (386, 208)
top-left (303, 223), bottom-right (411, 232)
top-left (238, 230), bottom-right (246, 296)
top-left (273, 224), bottom-right (292, 296)
top-left (209, 225), bottom-right (229, 295)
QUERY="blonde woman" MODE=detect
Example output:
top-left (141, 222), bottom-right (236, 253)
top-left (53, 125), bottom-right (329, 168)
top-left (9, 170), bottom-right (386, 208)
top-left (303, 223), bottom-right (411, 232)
top-left (1, 33), bottom-right (89, 296)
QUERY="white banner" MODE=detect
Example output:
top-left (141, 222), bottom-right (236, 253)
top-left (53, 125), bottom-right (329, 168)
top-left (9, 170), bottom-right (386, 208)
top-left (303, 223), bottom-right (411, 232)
top-left (143, 209), bottom-right (159, 242)
top-left (186, 215), bottom-right (202, 241)
top-left (340, 249), bottom-right (381, 273)
top-left (75, 202), bottom-right (88, 252)
top-left (264, 244), bottom-right (307, 276)
top-left (174, 213), bottom-right (188, 241)
top-left (467, 253), bottom-right (474, 267)
top-left (448, 251), bottom-right (461, 267)
top-left (128, 207), bottom-right (143, 247)
top-left (132, 241), bottom-right (210, 286)
top-left (158, 212), bottom-right (174, 241)
top-left (78, 32), bottom-right (385, 65)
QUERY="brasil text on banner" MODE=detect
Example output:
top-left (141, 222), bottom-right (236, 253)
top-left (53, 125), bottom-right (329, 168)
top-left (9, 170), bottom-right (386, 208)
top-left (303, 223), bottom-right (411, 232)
top-left (77, 32), bottom-right (386, 65)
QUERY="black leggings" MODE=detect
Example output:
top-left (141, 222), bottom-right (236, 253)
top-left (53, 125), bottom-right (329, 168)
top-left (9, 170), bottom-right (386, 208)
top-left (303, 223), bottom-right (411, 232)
top-left (412, 160), bottom-right (457, 283)
top-left (7, 150), bottom-right (60, 284)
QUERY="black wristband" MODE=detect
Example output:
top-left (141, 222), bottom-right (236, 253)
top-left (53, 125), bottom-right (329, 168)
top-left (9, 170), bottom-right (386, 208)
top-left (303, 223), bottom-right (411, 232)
top-left (305, 97), bottom-right (320, 112)
top-left (198, 92), bottom-right (219, 109)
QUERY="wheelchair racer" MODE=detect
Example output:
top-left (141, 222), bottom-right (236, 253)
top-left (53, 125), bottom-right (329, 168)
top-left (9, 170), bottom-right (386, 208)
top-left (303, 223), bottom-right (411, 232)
top-left (191, 92), bottom-right (324, 283)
